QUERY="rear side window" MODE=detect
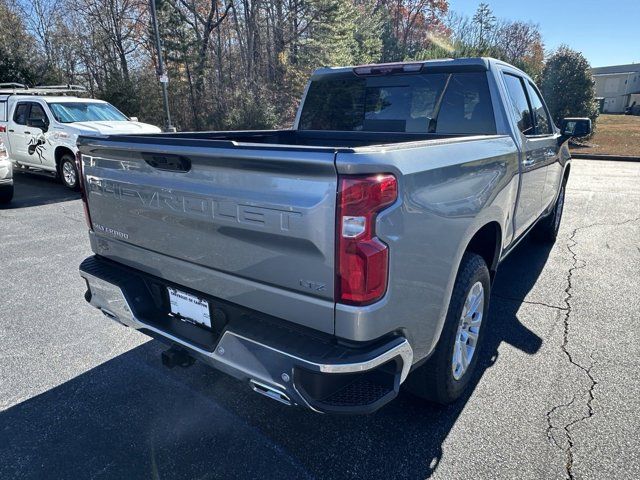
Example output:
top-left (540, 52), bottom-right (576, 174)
top-left (526, 82), bottom-right (553, 134)
top-left (13, 103), bottom-right (29, 125)
top-left (435, 73), bottom-right (496, 134)
top-left (299, 71), bottom-right (496, 135)
top-left (502, 74), bottom-right (534, 135)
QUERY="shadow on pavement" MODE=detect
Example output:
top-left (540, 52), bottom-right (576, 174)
top-left (0, 238), bottom-right (551, 480)
top-left (0, 171), bottom-right (79, 209)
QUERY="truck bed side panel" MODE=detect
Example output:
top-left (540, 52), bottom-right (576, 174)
top-left (335, 135), bottom-right (520, 361)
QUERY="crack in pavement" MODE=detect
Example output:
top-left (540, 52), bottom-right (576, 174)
top-left (548, 216), bottom-right (640, 480)
top-left (546, 395), bottom-right (575, 450)
top-left (492, 294), bottom-right (568, 311)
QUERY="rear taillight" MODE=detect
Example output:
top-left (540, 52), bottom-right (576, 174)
top-left (336, 174), bottom-right (397, 305)
top-left (76, 151), bottom-right (92, 229)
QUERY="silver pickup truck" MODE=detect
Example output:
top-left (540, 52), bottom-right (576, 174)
top-left (77, 58), bottom-right (591, 414)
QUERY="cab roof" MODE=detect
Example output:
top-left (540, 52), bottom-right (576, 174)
top-left (311, 57), bottom-right (529, 79)
top-left (9, 96), bottom-right (106, 103)
top-left (313, 57), bottom-right (492, 76)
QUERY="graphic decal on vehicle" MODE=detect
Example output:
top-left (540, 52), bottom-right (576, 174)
top-left (27, 133), bottom-right (49, 164)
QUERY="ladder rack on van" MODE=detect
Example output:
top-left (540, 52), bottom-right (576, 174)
top-left (0, 83), bottom-right (87, 96)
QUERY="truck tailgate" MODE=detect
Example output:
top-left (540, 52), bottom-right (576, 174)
top-left (79, 140), bottom-right (337, 328)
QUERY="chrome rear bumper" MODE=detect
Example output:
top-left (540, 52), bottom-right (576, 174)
top-left (80, 256), bottom-right (413, 414)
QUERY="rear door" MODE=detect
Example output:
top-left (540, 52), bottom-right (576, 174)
top-left (81, 140), bottom-right (338, 303)
top-left (7, 102), bottom-right (31, 163)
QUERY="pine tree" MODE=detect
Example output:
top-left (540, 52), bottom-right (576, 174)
top-left (472, 3), bottom-right (495, 52)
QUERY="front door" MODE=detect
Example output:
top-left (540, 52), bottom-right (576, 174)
top-left (501, 72), bottom-right (547, 238)
top-left (524, 81), bottom-right (562, 212)
top-left (24, 102), bottom-right (52, 167)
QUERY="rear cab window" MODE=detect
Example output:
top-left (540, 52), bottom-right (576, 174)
top-left (299, 71), bottom-right (497, 135)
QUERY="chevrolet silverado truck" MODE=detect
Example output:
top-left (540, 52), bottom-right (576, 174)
top-left (77, 58), bottom-right (591, 414)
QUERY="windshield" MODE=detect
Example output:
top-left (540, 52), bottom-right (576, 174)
top-left (299, 71), bottom-right (496, 135)
top-left (48, 102), bottom-right (129, 123)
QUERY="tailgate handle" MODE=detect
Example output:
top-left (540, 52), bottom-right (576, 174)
top-left (142, 153), bottom-right (191, 172)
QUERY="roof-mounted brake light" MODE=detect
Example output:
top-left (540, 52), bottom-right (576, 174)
top-left (353, 62), bottom-right (423, 76)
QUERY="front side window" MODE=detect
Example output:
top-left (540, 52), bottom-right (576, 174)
top-left (13, 103), bottom-right (29, 125)
top-left (48, 102), bottom-right (129, 123)
top-left (299, 71), bottom-right (496, 135)
top-left (28, 103), bottom-right (49, 126)
top-left (502, 73), bottom-right (534, 135)
top-left (526, 82), bottom-right (553, 135)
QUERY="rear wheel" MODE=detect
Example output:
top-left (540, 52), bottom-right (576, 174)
top-left (405, 252), bottom-right (490, 404)
top-left (0, 184), bottom-right (13, 204)
top-left (59, 154), bottom-right (79, 191)
top-left (533, 182), bottom-right (566, 243)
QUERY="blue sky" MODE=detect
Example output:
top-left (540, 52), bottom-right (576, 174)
top-left (449, 0), bottom-right (640, 67)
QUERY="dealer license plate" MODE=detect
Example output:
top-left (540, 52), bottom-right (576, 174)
top-left (167, 287), bottom-right (211, 328)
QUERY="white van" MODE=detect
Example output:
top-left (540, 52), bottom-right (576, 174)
top-left (0, 84), bottom-right (161, 190)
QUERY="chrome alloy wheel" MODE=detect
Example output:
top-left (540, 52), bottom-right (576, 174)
top-left (452, 281), bottom-right (484, 380)
top-left (63, 161), bottom-right (77, 187)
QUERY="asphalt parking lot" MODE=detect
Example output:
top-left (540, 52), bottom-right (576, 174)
top-left (1, 160), bottom-right (639, 480)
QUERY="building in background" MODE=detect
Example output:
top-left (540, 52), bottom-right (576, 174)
top-left (592, 63), bottom-right (640, 114)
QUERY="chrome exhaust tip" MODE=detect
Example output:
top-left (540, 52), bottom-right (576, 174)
top-left (249, 379), bottom-right (292, 406)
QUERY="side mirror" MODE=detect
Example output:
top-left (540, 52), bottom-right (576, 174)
top-left (28, 118), bottom-right (48, 132)
top-left (129, 116), bottom-right (139, 122)
top-left (559, 117), bottom-right (591, 140)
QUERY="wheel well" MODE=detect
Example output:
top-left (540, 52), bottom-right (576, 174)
top-left (465, 222), bottom-right (502, 280)
top-left (55, 147), bottom-right (75, 172)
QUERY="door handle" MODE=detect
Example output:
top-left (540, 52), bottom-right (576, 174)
top-left (8, 129), bottom-right (14, 132)
top-left (142, 152), bottom-right (191, 172)
top-left (24, 131), bottom-right (31, 134)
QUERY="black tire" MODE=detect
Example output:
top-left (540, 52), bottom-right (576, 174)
top-left (405, 252), bottom-right (490, 404)
top-left (0, 184), bottom-right (13, 204)
top-left (59, 154), bottom-right (79, 191)
top-left (532, 181), bottom-right (566, 243)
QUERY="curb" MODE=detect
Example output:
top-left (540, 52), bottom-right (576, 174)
top-left (570, 153), bottom-right (640, 162)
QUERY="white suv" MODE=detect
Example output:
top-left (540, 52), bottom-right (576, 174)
top-left (0, 85), bottom-right (161, 190)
